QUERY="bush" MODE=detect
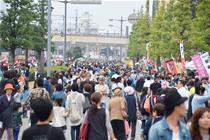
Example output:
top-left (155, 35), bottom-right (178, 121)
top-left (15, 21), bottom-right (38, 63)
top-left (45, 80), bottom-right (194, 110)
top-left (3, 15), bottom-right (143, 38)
top-left (29, 65), bottom-right (69, 81)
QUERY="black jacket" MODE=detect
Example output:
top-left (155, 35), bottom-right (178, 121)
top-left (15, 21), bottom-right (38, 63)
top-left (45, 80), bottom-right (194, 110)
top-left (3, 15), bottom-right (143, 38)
top-left (0, 95), bottom-right (15, 128)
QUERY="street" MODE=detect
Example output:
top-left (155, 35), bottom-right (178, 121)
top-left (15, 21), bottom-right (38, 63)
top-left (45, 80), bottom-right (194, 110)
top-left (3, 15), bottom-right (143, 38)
top-left (2, 118), bottom-right (142, 140)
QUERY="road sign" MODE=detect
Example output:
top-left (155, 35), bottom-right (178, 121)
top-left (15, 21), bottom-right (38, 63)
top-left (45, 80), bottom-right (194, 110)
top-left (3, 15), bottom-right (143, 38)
top-left (70, 0), bottom-right (101, 4)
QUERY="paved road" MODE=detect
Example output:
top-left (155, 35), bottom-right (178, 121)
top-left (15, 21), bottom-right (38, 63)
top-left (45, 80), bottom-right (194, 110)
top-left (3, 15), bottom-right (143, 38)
top-left (2, 118), bottom-right (142, 140)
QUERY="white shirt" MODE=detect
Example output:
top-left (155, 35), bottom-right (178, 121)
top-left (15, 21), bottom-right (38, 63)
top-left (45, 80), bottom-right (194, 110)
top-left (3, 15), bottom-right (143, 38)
top-left (6, 95), bottom-right (11, 102)
top-left (172, 132), bottom-right (180, 140)
top-left (66, 92), bottom-right (85, 126)
top-left (143, 80), bottom-right (154, 88)
top-left (178, 87), bottom-right (190, 110)
top-left (52, 106), bottom-right (66, 127)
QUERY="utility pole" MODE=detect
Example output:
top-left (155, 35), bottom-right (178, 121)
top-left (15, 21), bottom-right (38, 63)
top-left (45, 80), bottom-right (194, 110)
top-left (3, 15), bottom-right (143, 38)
top-left (58, 0), bottom-right (71, 62)
top-left (47, 0), bottom-right (51, 76)
top-left (75, 9), bottom-right (78, 34)
top-left (109, 16), bottom-right (126, 37)
top-left (120, 16), bottom-right (123, 37)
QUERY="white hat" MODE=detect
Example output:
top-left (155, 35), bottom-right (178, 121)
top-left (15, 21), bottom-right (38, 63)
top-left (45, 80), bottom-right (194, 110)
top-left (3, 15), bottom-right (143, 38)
top-left (111, 74), bottom-right (120, 79)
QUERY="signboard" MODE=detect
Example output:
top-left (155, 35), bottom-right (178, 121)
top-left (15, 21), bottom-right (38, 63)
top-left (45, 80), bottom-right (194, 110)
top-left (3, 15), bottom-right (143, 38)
top-left (70, 0), bottom-right (101, 4)
top-left (192, 55), bottom-right (208, 79)
top-left (165, 59), bottom-right (178, 75)
top-left (200, 52), bottom-right (210, 78)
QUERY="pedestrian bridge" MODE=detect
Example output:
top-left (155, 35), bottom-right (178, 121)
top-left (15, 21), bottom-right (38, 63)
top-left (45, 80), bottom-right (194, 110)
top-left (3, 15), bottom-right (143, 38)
top-left (52, 34), bottom-right (129, 46)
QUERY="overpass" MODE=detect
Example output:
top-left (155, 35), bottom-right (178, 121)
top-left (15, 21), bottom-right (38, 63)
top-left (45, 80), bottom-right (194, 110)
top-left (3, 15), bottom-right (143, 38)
top-left (52, 34), bottom-right (129, 46)
top-left (52, 34), bottom-right (129, 60)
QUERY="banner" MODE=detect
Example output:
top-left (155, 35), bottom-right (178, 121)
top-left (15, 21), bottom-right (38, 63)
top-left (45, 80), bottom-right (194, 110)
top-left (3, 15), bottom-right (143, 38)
top-left (165, 60), bottom-right (178, 75)
top-left (176, 63), bottom-right (183, 74)
top-left (179, 43), bottom-right (185, 70)
top-left (200, 52), bottom-right (210, 78)
top-left (192, 55), bottom-right (208, 79)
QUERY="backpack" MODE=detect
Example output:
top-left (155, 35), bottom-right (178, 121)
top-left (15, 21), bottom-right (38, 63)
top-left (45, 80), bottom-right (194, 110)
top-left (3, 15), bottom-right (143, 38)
top-left (69, 94), bottom-right (81, 123)
top-left (144, 95), bottom-right (155, 114)
top-left (144, 96), bottom-right (151, 114)
top-left (83, 94), bottom-right (91, 112)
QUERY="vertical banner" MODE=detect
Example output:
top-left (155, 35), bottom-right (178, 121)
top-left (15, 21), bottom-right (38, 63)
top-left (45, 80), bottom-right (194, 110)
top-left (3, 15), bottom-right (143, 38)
top-left (200, 52), bottom-right (210, 78)
top-left (165, 60), bottom-right (178, 75)
top-left (179, 43), bottom-right (185, 71)
top-left (192, 55), bottom-right (208, 79)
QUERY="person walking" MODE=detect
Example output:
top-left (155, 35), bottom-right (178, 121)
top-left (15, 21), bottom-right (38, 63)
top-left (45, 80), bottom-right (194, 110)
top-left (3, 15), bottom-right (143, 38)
top-left (52, 99), bottom-right (68, 131)
top-left (25, 77), bottom-right (51, 125)
top-left (190, 107), bottom-right (210, 140)
top-left (148, 88), bottom-right (191, 140)
top-left (22, 98), bottom-right (65, 140)
top-left (82, 92), bottom-right (116, 140)
top-left (0, 83), bottom-right (15, 140)
top-left (192, 84), bottom-right (210, 113)
top-left (51, 84), bottom-right (66, 107)
top-left (12, 102), bottom-right (23, 140)
top-left (109, 87), bottom-right (127, 140)
top-left (66, 83), bottom-right (85, 140)
top-left (124, 79), bottom-right (137, 140)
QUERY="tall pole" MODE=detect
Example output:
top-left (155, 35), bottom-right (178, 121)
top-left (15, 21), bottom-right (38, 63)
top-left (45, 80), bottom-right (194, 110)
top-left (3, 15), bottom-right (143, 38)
top-left (75, 9), bottom-right (78, 34)
top-left (120, 16), bottom-right (123, 37)
top-left (64, 0), bottom-right (67, 62)
top-left (47, 0), bottom-right (51, 76)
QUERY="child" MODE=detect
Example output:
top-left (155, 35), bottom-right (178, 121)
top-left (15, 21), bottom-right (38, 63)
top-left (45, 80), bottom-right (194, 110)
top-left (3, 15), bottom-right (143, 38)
top-left (143, 103), bottom-right (165, 140)
top-left (0, 83), bottom-right (15, 140)
top-left (12, 102), bottom-right (23, 140)
top-left (52, 99), bottom-right (68, 131)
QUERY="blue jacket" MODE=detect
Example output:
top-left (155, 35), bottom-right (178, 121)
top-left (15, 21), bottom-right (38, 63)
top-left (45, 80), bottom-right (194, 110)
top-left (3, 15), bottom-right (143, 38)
top-left (148, 118), bottom-right (191, 140)
top-left (125, 94), bottom-right (137, 122)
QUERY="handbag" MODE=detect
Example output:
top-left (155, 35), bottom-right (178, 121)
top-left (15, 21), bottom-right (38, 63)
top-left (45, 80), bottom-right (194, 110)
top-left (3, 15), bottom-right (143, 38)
top-left (79, 111), bottom-right (89, 140)
top-left (124, 120), bottom-right (130, 136)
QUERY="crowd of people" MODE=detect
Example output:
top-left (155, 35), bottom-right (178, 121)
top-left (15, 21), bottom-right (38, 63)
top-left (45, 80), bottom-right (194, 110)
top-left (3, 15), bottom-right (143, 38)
top-left (0, 62), bottom-right (209, 140)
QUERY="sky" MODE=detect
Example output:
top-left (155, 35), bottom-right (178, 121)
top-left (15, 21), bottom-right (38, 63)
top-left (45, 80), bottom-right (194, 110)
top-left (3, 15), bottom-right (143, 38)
top-left (51, 0), bottom-right (147, 34)
top-left (0, 0), bottom-right (152, 34)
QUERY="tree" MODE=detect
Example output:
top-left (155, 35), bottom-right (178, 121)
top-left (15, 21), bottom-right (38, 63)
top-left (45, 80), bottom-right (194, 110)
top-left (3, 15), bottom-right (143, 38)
top-left (149, 1), bottom-right (166, 67)
top-left (149, 1), bottom-right (166, 60)
top-left (128, 5), bottom-right (151, 60)
top-left (169, 0), bottom-right (192, 60)
top-left (189, 0), bottom-right (210, 53)
top-left (0, 0), bottom-right (36, 64)
top-left (30, 0), bottom-right (48, 72)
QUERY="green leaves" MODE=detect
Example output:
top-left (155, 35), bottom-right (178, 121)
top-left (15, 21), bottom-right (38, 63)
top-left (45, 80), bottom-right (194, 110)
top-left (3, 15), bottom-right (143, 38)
top-left (0, 0), bottom-right (48, 63)
top-left (129, 0), bottom-right (209, 62)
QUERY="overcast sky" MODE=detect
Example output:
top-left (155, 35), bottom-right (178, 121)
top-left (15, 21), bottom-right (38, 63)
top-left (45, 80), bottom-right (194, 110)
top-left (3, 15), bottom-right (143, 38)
top-left (51, 0), bottom-right (147, 33)
top-left (1, 0), bottom-right (150, 33)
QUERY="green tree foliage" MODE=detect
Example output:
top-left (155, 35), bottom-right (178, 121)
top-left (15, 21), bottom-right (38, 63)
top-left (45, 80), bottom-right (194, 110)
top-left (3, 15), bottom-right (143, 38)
top-left (129, 0), bottom-right (209, 62)
top-left (0, 0), bottom-right (36, 63)
top-left (189, 0), bottom-right (210, 53)
top-left (68, 46), bottom-right (83, 59)
top-left (169, 0), bottom-right (192, 60)
top-left (149, 1), bottom-right (166, 60)
top-left (128, 6), bottom-right (151, 58)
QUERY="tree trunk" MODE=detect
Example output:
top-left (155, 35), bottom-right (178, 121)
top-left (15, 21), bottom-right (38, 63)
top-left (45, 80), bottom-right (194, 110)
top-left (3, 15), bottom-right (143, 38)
top-left (10, 48), bottom-right (16, 65)
top-left (37, 50), bottom-right (44, 73)
top-left (25, 49), bottom-right (28, 64)
top-left (156, 56), bottom-right (161, 70)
